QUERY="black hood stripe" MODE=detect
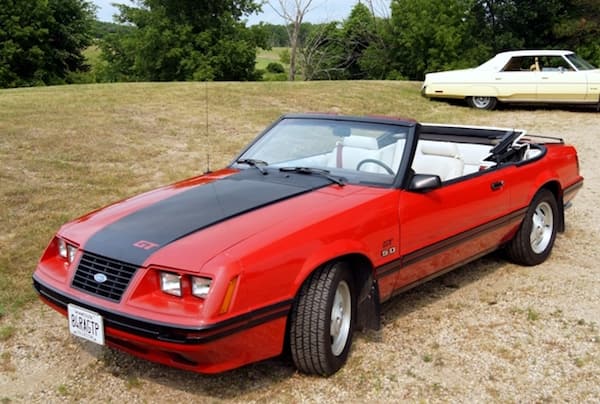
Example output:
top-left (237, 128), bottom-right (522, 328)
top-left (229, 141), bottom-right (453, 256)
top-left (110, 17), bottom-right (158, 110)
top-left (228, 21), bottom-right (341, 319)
top-left (84, 169), bottom-right (332, 265)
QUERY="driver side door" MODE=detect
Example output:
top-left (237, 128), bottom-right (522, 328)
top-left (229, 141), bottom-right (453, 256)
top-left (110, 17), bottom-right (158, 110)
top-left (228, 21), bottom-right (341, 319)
top-left (395, 166), bottom-right (518, 291)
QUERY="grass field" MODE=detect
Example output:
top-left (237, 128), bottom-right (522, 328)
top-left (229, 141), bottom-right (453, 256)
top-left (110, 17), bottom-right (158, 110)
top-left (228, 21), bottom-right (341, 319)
top-left (2, 80), bottom-right (458, 317)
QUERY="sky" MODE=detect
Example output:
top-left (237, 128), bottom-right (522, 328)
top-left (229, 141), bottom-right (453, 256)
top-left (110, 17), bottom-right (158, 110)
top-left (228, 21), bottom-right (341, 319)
top-left (91, 0), bottom-right (391, 25)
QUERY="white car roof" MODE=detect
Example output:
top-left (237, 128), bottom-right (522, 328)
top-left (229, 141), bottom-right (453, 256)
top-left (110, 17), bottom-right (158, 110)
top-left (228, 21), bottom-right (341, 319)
top-left (477, 50), bottom-right (574, 71)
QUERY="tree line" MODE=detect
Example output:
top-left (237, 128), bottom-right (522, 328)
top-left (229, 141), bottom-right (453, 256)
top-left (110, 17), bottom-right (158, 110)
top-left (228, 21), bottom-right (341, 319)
top-left (1, 0), bottom-right (599, 88)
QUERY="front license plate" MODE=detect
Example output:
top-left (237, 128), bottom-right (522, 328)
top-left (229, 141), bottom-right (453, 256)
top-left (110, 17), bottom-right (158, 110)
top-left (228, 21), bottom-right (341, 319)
top-left (68, 304), bottom-right (105, 345)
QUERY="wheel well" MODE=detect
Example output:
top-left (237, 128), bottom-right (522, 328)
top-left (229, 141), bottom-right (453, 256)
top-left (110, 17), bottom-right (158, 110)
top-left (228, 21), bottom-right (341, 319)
top-left (540, 181), bottom-right (565, 232)
top-left (328, 254), bottom-right (381, 331)
top-left (283, 254), bottom-right (380, 359)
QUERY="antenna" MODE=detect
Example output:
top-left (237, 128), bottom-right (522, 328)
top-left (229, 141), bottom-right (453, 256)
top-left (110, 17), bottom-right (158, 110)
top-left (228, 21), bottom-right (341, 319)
top-left (204, 81), bottom-right (212, 173)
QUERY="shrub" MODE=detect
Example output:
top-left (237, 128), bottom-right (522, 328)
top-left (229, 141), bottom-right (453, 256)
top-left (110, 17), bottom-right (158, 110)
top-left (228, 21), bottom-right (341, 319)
top-left (266, 62), bottom-right (285, 74)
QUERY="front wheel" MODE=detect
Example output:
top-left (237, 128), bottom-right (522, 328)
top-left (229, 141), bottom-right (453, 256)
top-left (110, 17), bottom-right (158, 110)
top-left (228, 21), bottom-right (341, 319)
top-left (290, 261), bottom-right (355, 376)
top-left (506, 189), bottom-right (558, 266)
top-left (467, 96), bottom-right (498, 110)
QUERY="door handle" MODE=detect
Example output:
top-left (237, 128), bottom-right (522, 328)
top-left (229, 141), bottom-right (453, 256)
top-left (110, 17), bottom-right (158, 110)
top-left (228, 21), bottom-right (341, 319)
top-left (491, 180), bottom-right (504, 191)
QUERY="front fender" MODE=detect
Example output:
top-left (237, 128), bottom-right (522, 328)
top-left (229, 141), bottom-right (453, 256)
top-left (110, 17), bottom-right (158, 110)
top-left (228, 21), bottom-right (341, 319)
top-left (293, 239), bottom-right (374, 294)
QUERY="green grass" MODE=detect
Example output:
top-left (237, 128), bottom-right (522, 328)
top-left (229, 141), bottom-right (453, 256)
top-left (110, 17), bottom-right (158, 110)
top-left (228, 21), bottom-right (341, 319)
top-left (0, 80), bottom-right (495, 317)
top-left (256, 47), bottom-right (290, 81)
top-left (256, 47), bottom-right (289, 70)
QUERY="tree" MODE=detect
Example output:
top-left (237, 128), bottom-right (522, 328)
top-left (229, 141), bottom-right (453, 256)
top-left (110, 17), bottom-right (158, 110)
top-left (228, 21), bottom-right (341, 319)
top-left (300, 22), bottom-right (346, 80)
top-left (0, 0), bottom-right (95, 88)
top-left (341, 2), bottom-right (379, 79)
top-left (299, 3), bottom-right (384, 80)
top-left (100, 0), bottom-right (265, 82)
top-left (269, 0), bottom-right (315, 81)
top-left (553, 0), bottom-right (600, 66)
top-left (388, 0), bottom-right (487, 80)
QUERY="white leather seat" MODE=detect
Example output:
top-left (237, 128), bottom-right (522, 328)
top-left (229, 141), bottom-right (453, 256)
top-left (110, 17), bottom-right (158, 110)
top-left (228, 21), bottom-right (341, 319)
top-left (412, 142), bottom-right (464, 181)
top-left (328, 136), bottom-right (379, 171)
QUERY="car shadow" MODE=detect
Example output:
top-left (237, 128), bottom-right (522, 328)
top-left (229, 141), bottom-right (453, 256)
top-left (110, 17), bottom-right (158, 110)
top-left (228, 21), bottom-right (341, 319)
top-left (77, 251), bottom-right (509, 398)
top-left (432, 98), bottom-right (599, 113)
top-left (497, 103), bottom-right (599, 113)
top-left (377, 251), bottom-right (507, 328)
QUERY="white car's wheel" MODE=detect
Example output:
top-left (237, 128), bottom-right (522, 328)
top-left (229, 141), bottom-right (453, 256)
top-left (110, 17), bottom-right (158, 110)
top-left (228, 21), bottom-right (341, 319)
top-left (467, 96), bottom-right (498, 110)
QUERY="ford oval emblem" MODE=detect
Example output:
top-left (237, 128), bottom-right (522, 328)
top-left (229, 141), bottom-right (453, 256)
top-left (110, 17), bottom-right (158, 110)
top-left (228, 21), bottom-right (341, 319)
top-left (94, 273), bottom-right (108, 284)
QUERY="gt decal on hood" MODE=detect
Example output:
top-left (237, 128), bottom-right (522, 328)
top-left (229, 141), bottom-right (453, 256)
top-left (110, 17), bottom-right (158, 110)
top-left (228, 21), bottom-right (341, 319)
top-left (83, 169), bottom-right (332, 266)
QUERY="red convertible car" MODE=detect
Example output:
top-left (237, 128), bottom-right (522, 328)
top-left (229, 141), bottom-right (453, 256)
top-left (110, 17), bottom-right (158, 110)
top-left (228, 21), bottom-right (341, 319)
top-left (33, 114), bottom-right (583, 376)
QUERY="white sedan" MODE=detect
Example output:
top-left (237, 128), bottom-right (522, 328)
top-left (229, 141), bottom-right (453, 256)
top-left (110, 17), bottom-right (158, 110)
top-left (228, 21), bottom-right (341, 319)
top-left (421, 50), bottom-right (600, 110)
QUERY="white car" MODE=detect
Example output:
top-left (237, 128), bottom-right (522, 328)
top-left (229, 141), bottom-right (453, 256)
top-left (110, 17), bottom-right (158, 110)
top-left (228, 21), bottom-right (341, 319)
top-left (421, 50), bottom-right (600, 110)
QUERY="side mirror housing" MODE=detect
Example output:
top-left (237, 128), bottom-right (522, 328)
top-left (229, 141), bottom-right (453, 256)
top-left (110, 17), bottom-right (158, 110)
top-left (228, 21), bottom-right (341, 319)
top-left (408, 174), bottom-right (442, 192)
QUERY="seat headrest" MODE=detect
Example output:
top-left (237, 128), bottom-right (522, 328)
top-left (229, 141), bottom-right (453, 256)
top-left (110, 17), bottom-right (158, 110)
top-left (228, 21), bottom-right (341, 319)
top-left (343, 136), bottom-right (378, 150)
top-left (420, 142), bottom-right (460, 158)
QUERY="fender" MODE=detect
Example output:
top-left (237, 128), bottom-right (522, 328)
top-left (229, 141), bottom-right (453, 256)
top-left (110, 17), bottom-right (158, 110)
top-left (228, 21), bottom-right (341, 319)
top-left (293, 239), bottom-right (381, 331)
top-left (294, 238), bottom-right (374, 293)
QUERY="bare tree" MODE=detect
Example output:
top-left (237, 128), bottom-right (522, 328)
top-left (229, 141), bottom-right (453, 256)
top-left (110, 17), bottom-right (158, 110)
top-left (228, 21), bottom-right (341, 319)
top-left (300, 23), bottom-right (345, 80)
top-left (269, 0), bottom-right (315, 81)
top-left (364, 0), bottom-right (391, 19)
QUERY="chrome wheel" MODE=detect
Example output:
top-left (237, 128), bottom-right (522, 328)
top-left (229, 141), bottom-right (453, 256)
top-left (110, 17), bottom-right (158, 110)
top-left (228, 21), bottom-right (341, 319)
top-left (468, 96), bottom-right (498, 110)
top-left (506, 189), bottom-right (558, 266)
top-left (530, 201), bottom-right (554, 254)
top-left (330, 280), bottom-right (351, 356)
top-left (472, 96), bottom-right (493, 108)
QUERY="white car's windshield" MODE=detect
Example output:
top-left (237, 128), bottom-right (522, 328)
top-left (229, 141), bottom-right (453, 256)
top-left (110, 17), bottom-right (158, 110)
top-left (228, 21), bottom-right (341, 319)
top-left (236, 117), bottom-right (410, 185)
top-left (566, 53), bottom-right (597, 71)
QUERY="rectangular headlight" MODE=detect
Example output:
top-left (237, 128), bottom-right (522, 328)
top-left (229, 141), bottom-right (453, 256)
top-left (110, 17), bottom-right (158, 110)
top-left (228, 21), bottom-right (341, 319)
top-left (191, 276), bottom-right (212, 299)
top-left (58, 238), bottom-right (68, 259)
top-left (160, 272), bottom-right (182, 297)
top-left (57, 238), bottom-right (77, 263)
top-left (67, 244), bottom-right (77, 263)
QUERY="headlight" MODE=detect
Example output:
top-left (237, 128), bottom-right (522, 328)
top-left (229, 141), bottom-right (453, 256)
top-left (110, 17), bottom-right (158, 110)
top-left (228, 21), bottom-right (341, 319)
top-left (160, 272), bottom-right (182, 297)
top-left (57, 238), bottom-right (77, 263)
top-left (191, 276), bottom-right (212, 299)
top-left (58, 239), bottom-right (68, 259)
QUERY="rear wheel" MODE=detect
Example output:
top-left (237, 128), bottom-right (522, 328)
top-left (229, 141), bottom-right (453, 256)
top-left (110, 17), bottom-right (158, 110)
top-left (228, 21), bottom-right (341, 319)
top-left (467, 96), bottom-right (498, 110)
top-left (506, 189), bottom-right (558, 266)
top-left (290, 261), bottom-right (355, 376)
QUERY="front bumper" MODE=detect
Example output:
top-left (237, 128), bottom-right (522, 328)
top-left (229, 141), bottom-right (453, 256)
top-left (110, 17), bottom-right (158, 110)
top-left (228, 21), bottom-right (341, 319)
top-left (33, 275), bottom-right (291, 373)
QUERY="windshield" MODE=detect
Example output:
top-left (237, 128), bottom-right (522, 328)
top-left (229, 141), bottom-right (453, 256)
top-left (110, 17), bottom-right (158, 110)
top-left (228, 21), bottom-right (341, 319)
top-left (566, 53), bottom-right (597, 71)
top-left (235, 117), bottom-right (411, 186)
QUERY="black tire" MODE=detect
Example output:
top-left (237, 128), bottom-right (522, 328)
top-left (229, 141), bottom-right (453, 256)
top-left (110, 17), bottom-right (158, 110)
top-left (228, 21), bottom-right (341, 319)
top-left (467, 96), bottom-right (498, 110)
top-left (506, 189), bottom-right (559, 266)
top-left (290, 261), bottom-right (355, 376)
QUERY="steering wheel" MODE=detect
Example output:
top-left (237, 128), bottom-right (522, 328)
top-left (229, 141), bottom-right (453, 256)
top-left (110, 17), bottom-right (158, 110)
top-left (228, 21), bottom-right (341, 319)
top-left (356, 159), bottom-right (395, 175)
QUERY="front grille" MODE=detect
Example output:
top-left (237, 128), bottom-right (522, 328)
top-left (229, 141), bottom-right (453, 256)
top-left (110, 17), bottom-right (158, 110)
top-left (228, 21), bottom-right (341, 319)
top-left (71, 252), bottom-right (138, 302)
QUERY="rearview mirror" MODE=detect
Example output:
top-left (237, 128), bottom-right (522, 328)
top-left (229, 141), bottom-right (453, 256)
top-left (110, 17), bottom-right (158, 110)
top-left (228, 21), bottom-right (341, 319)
top-left (408, 174), bottom-right (442, 192)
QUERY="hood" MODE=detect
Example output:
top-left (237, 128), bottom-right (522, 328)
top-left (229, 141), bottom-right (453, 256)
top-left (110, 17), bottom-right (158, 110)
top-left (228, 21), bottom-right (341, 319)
top-left (61, 169), bottom-right (338, 267)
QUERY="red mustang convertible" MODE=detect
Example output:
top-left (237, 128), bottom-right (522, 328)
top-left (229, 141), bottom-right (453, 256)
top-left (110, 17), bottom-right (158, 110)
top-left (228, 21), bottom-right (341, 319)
top-left (33, 114), bottom-right (583, 376)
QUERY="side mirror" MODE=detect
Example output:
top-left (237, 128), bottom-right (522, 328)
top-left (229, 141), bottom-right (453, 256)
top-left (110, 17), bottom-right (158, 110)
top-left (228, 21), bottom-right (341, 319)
top-left (408, 174), bottom-right (442, 192)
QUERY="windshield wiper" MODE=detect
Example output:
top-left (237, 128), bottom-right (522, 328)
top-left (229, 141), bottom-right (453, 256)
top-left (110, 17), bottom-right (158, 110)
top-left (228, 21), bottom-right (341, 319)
top-left (279, 167), bottom-right (346, 186)
top-left (236, 158), bottom-right (269, 175)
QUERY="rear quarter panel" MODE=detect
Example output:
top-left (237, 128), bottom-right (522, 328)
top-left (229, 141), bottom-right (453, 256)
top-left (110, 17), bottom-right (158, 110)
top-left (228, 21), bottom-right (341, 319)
top-left (510, 144), bottom-right (582, 209)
